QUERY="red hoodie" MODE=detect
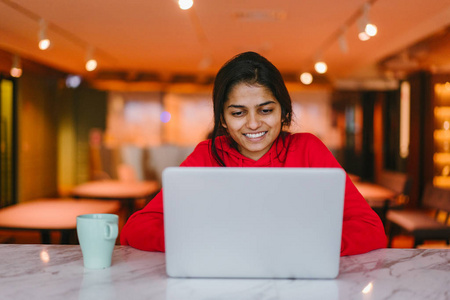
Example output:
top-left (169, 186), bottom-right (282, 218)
top-left (120, 133), bottom-right (387, 256)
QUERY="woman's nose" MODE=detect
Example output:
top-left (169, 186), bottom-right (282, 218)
top-left (246, 113), bottom-right (261, 129)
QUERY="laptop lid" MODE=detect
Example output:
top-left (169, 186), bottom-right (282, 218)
top-left (163, 167), bottom-right (346, 279)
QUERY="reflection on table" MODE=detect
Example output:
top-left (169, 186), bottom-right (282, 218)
top-left (1, 245), bottom-right (449, 299)
top-left (71, 180), bottom-right (160, 219)
top-left (0, 199), bottom-right (120, 244)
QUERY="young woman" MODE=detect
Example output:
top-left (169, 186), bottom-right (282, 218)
top-left (120, 52), bottom-right (387, 256)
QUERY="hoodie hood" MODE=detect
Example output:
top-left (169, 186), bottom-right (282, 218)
top-left (213, 134), bottom-right (290, 167)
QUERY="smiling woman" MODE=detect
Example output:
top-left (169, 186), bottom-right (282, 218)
top-left (209, 51), bottom-right (292, 166)
top-left (120, 51), bottom-right (387, 256)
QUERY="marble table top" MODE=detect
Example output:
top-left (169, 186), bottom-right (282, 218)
top-left (1, 245), bottom-right (449, 300)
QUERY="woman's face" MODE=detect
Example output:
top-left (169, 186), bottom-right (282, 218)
top-left (222, 83), bottom-right (282, 161)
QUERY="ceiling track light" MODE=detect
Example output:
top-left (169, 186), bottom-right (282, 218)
top-left (85, 47), bottom-right (98, 72)
top-left (338, 27), bottom-right (348, 53)
top-left (363, 2), bottom-right (377, 37)
top-left (10, 55), bottom-right (22, 78)
top-left (357, 15), bottom-right (370, 41)
top-left (304, 0), bottom-right (379, 78)
top-left (38, 19), bottom-right (51, 50)
top-left (358, 2), bottom-right (377, 40)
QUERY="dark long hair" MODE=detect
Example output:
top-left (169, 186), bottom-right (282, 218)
top-left (210, 51), bottom-right (293, 166)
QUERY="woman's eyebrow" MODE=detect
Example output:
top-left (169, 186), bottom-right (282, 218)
top-left (227, 104), bottom-right (245, 109)
top-left (227, 101), bottom-right (276, 109)
top-left (258, 101), bottom-right (276, 107)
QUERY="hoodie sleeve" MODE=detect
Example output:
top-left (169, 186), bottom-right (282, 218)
top-left (120, 141), bottom-right (213, 251)
top-left (300, 133), bottom-right (387, 256)
top-left (120, 190), bottom-right (166, 251)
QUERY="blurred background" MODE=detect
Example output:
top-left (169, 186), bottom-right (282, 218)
top-left (0, 0), bottom-right (449, 246)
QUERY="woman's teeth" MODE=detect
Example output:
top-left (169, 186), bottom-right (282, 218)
top-left (245, 132), bottom-right (266, 138)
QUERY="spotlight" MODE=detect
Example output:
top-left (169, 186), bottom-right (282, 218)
top-left (358, 17), bottom-right (370, 41)
top-left (178, 0), bottom-right (193, 10)
top-left (85, 47), bottom-right (97, 71)
top-left (300, 72), bottom-right (313, 85)
top-left (358, 2), bottom-right (377, 40)
top-left (10, 55), bottom-right (22, 78)
top-left (39, 39), bottom-right (50, 50)
top-left (365, 23), bottom-right (378, 37)
top-left (38, 19), bottom-right (51, 50)
top-left (85, 59), bottom-right (97, 72)
top-left (66, 75), bottom-right (82, 88)
top-left (358, 31), bottom-right (370, 41)
top-left (314, 61), bottom-right (327, 74)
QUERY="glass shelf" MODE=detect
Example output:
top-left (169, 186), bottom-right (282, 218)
top-left (434, 130), bottom-right (450, 140)
top-left (433, 176), bottom-right (450, 188)
top-left (433, 82), bottom-right (450, 188)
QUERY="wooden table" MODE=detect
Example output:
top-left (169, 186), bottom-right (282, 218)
top-left (0, 198), bottom-right (120, 244)
top-left (71, 180), bottom-right (160, 219)
top-left (354, 181), bottom-right (397, 206)
top-left (1, 245), bottom-right (449, 299)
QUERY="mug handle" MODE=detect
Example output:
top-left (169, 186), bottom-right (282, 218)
top-left (104, 223), bottom-right (119, 240)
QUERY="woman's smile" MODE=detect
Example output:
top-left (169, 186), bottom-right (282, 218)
top-left (244, 131), bottom-right (267, 139)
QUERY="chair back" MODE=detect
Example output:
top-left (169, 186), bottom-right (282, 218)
top-left (377, 171), bottom-right (412, 206)
top-left (377, 171), bottom-right (411, 195)
top-left (117, 164), bottom-right (138, 182)
top-left (422, 184), bottom-right (450, 212)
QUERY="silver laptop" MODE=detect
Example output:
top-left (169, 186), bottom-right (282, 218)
top-left (162, 167), bottom-right (346, 279)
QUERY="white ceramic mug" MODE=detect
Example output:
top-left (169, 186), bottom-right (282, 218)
top-left (76, 213), bottom-right (119, 269)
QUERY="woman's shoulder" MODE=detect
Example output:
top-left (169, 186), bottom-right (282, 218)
top-left (180, 138), bottom-right (221, 167)
top-left (288, 132), bottom-right (323, 145)
top-left (195, 139), bottom-right (211, 150)
top-left (188, 139), bottom-right (211, 157)
top-left (288, 132), bottom-right (338, 166)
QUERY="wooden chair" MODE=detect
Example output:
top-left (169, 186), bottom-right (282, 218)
top-left (386, 184), bottom-right (450, 247)
top-left (377, 170), bottom-right (412, 208)
top-left (371, 171), bottom-right (412, 225)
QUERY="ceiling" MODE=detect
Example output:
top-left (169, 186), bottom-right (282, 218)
top-left (0, 0), bottom-right (449, 90)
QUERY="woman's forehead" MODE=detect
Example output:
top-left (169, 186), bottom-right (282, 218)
top-left (226, 83), bottom-right (276, 103)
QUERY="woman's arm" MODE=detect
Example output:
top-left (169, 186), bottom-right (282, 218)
top-left (120, 191), bottom-right (165, 251)
top-left (340, 176), bottom-right (387, 256)
top-left (301, 134), bottom-right (387, 255)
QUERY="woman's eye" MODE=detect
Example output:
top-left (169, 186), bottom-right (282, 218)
top-left (232, 111), bottom-right (244, 116)
top-left (261, 109), bottom-right (273, 114)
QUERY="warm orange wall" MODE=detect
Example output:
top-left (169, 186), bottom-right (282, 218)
top-left (17, 72), bottom-right (59, 202)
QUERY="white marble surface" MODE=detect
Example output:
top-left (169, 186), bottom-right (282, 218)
top-left (0, 245), bottom-right (449, 300)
